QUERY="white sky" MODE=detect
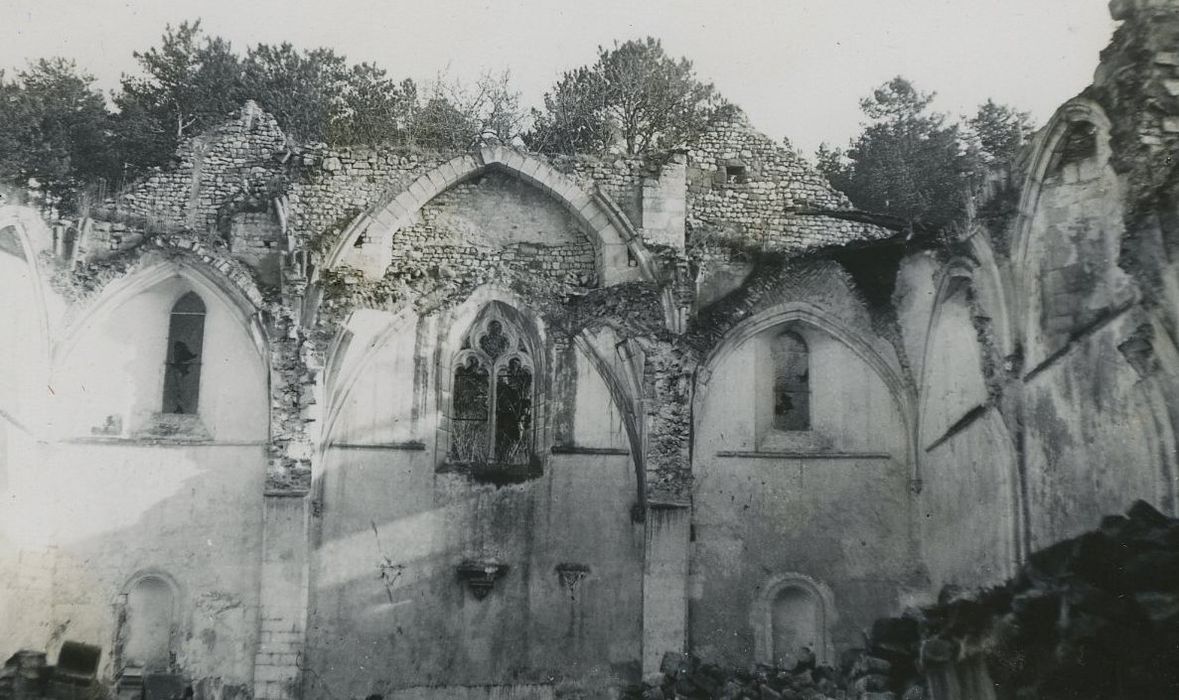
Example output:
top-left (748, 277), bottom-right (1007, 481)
top-left (1, 0), bottom-right (1116, 154)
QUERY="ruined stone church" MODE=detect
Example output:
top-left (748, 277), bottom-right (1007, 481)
top-left (2, 2), bottom-right (1179, 698)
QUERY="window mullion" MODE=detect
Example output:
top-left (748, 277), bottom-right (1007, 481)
top-left (487, 362), bottom-right (499, 462)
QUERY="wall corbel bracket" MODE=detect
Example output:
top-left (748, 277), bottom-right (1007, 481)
top-left (555, 563), bottom-right (590, 593)
top-left (457, 560), bottom-right (509, 600)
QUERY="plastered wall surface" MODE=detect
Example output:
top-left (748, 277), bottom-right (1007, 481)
top-left (691, 316), bottom-right (915, 665)
top-left (3, 6), bottom-right (1179, 695)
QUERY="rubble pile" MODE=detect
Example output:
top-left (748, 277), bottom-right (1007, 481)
top-left (625, 500), bottom-right (1179, 700)
top-left (628, 621), bottom-right (929, 700)
top-left (920, 500), bottom-right (1179, 699)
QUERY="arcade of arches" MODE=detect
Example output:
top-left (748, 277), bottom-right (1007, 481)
top-left (2, 4), bottom-right (1179, 698)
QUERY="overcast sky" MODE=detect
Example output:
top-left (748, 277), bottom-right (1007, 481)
top-left (2, 0), bottom-right (1116, 155)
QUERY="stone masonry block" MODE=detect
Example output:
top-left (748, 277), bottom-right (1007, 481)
top-left (533, 165), bottom-right (562, 192)
top-left (479, 145), bottom-right (504, 167)
top-left (520, 156), bottom-right (545, 181)
top-left (553, 179), bottom-right (583, 206)
top-left (576, 198), bottom-right (600, 222)
top-left (407, 176), bottom-right (433, 202)
top-left (393, 191), bottom-right (418, 214)
top-left (502, 149), bottom-right (528, 174)
top-left (370, 209), bottom-right (397, 231)
top-left (436, 160), bottom-right (461, 187)
top-left (586, 208), bottom-right (611, 233)
top-left (425, 168), bottom-right (450, 193)
top-left (565, 189), bottom-right (593, 215)
top-left (381, 201), bottom-right (409, 225)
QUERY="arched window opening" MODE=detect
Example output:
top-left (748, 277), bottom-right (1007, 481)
top-left (121, 576), bottom-right (174, 672)
top-left (772, 331), bottom-right (810, 431)
top-left (450, 313), bottom-right (535, 465)
top-left (162, 292), bottom-right (206, 415)
top-left (771, 585), bottom-right (823, 668)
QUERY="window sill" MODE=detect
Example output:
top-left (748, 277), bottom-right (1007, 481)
top-left (132, 413), bottom-right (212, 442)
top-left (757, 429), bottom-right (829, 453)
top-left (550, 445), bottom-right (630, 456)
top-left (716, 450), bottom-right (892, 460)
top-left (438, 459), bottom-right (543, 486)
top-left (330, 441), bottom-right (426, 451)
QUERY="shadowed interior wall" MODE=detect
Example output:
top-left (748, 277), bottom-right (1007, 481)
top-left (690, 323), bottom-right (915, 666)
top-left (309, 333), bottom-right (641, 696)
top-left (0, 272), bottom-right (268, 691)
top-left (913, 276), bottom-right (1018, 590)
top-left (306, 168), bottom-right (643, 697)
top-left (1020, 123), bottom-right (1174, 549)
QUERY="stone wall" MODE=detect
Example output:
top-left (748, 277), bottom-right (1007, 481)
top-left (307, 306), bottom-right (643, 696)
top-left (689, 261), bottom-right (919, 665)
top-left (369, 171), bottom-right (597, 289)
top-left (686, 119), bottom-right (892, 255)
top-left (3, 5), bottom-right (1179, 697)
top-left (97, 102), bottom-right (287, 235)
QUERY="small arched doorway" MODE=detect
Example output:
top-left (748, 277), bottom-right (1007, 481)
top-left (771, 585), bottom-right (824, 667)
top-left (119, 573), bottom-right (177, 673)
top-left (753, 573), bottom-right (835, 668)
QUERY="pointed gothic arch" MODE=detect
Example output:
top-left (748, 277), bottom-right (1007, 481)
top-left (0, 207), bottom-right (53, 429)
top-left (695, 301), bottom-right (917, 477)
top-left (322, 146), bottom-right (659, 287)
top-left (1012, 98), bottom-right (1116, 365)
top-left (53, 257), bottom-right (269, 374)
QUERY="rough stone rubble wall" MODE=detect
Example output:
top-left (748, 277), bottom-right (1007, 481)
top-left (98, 103), bottom-right (288, 233)
top-left (686, 120), bottom-right (893, 254)
top-left (387, 174), bottom-right (597, 287)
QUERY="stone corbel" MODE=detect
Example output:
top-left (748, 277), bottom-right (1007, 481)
top-left (555, 563), bottom-right (590, 594)
top-left (456, 560), bottom-right (509, 600)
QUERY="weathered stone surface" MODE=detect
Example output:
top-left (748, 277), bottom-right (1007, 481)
top-left (2, 4), bottom-right (1179, 698)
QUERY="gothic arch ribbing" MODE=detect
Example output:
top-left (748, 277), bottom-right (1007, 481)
top-left (694, 302), bottom-right (917, 479)
top-left (322, 146), bottom-right (659, 286)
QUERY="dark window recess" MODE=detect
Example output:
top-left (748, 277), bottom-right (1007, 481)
top-left (451, 356), bottom-right (490, 463)
top-left (449, 312), bottom-right (534, 466)
top-left (494, 358), bottom-right (533, 464)
top-left (161, 292), bottom-right (206, 415)
top-left (726, 165), bottom-right (748, 184)
top-left (1052, 121), bottom-right (1098, 172)
top-left (772, 331), bottom-right (810, 431)
top-left (0, 226), bottom-right (25, 260)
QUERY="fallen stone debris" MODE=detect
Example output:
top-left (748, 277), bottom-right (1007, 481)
top-left (918, 499), bottom-right (1179, 699)
top-left (627, 621), bottom-right (927, 700)
top-left (627, 500), bottom-right (1179, 700)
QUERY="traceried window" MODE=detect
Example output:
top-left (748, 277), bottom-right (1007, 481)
top-left (772, 331), bottom-right (810, 431)
top-left (450, 311), bottom-right (535, 465)
top-left (162, 292), bottom-right (206, 415)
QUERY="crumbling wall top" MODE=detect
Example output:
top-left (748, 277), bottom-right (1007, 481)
top-left (1110, 0), bottom-right (1179, 21)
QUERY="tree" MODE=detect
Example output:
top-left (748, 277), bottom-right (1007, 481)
top-left (114, 21), bottom-right (244, 175)
top-left (405, 70), bottom-right (526, 150)
top-left (241, 43), bottom-right (346, 143)
top-left (0, 58), bottom-right (116, 212)
top-left (328, 67), bottom-right (416, 146)
top-left (815, 77), bottom-right (978, 235)
top-left (968, 99), bottom-right (1035, 168)
top-left (528, 38), bottom-right (736, 156)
